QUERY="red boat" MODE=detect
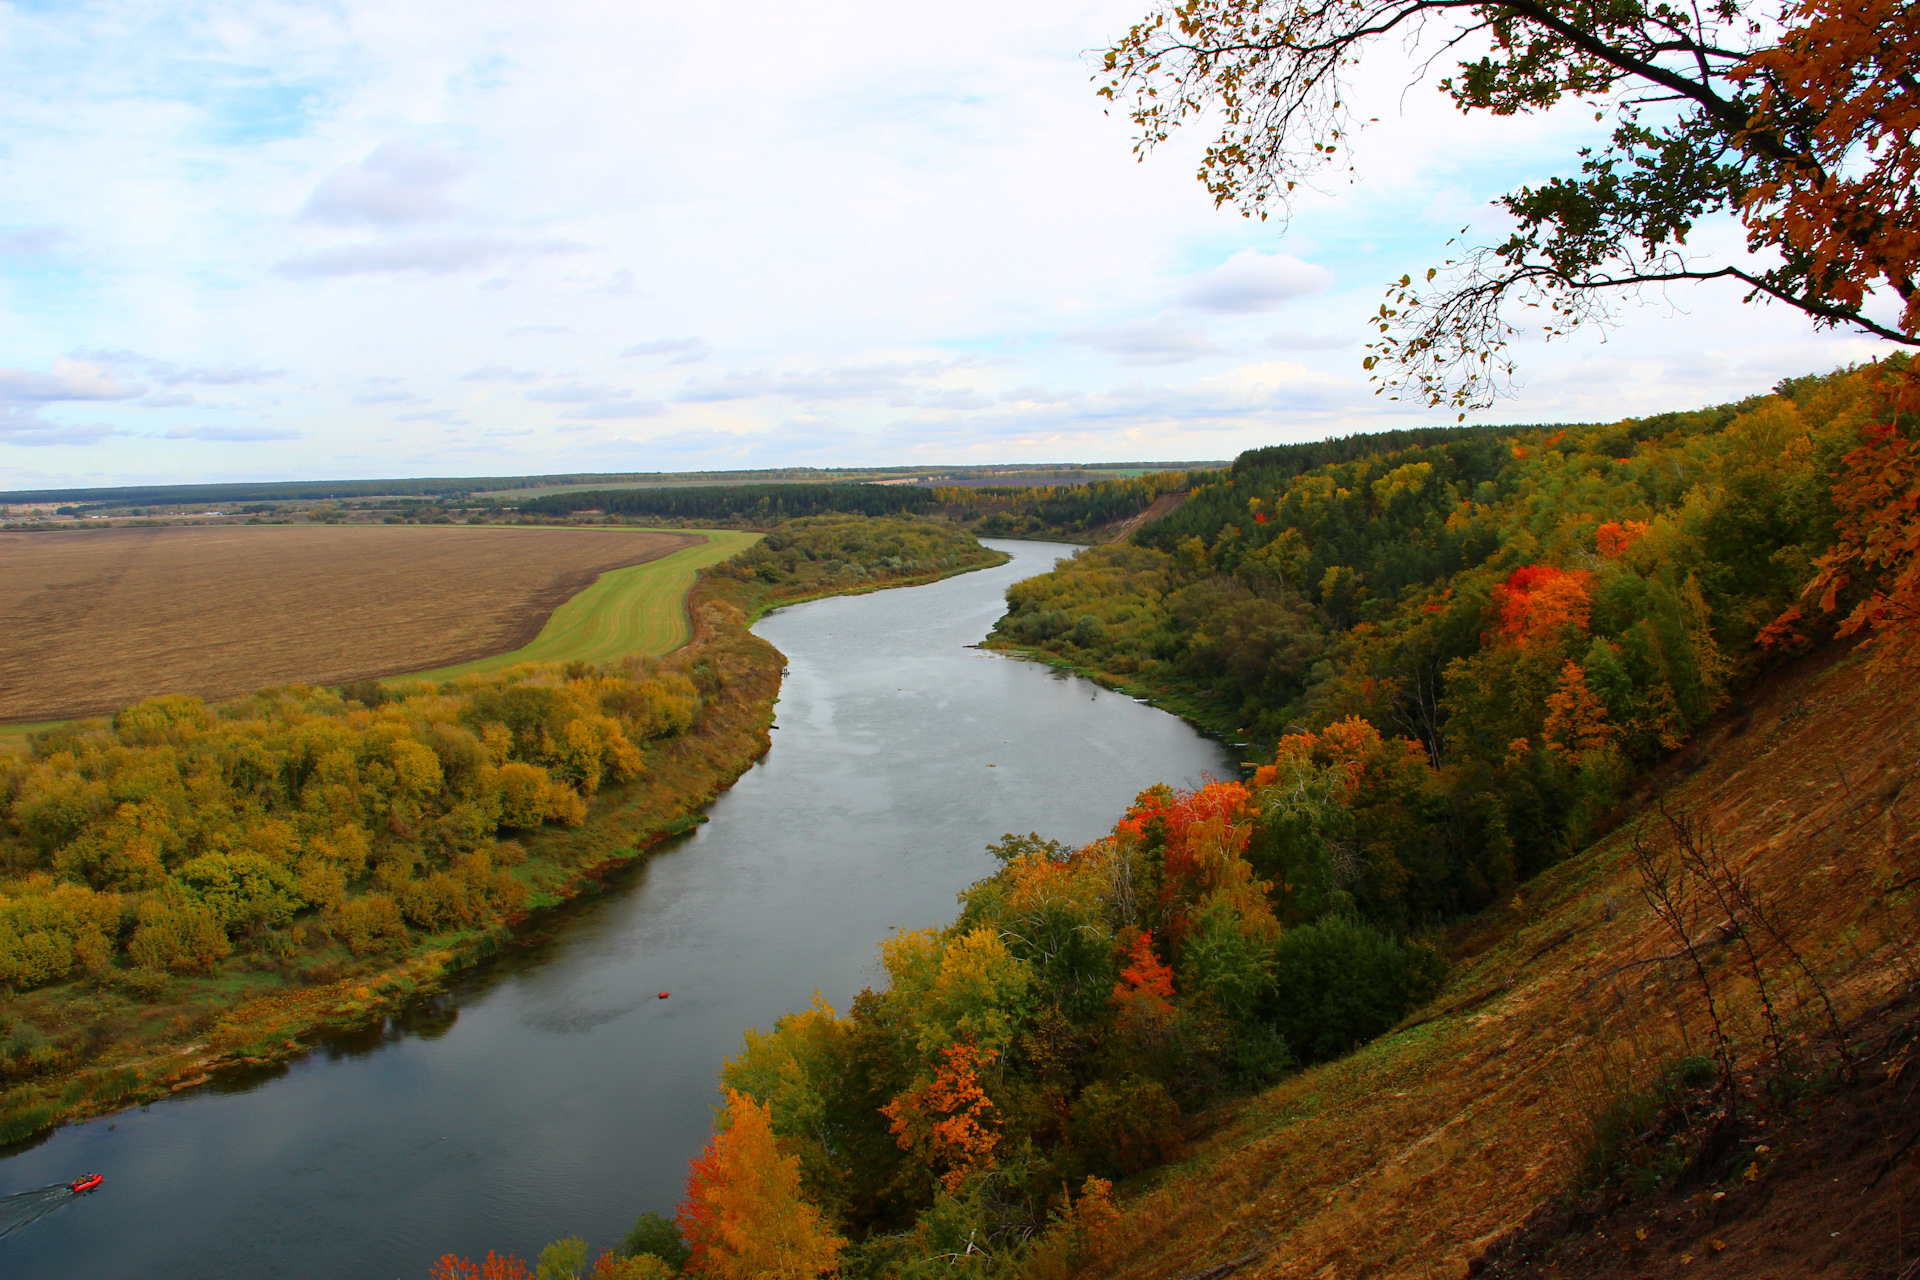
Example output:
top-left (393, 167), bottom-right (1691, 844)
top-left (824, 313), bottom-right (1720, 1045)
top-left (69, 1174), bottom-right (103, 1194)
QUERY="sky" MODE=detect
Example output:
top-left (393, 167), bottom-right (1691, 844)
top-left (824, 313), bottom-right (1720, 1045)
top-left (0, 0), bottom-right (1902, 489)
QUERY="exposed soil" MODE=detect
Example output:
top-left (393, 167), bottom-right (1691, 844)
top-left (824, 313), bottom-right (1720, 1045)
top-left (1472, 994), bottom-right (1920, 1279)
top-left (1096, 490), bottom-right (1189, 543)
top-left (0, 524), bottom-right (697, 721)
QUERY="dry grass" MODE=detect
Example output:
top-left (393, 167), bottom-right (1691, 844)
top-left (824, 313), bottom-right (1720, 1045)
top-left (0, 524), bottom-right (699, 721)
top-left (1096, 646), bottom-right (1920, 1280)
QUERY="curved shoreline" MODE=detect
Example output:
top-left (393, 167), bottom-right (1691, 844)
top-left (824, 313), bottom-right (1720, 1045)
top-left (0, 551), bottom-right (1006, 1151)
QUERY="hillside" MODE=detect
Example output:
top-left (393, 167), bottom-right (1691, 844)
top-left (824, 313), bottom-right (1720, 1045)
top-left (1094, 641), bottom-right (1918, 1279)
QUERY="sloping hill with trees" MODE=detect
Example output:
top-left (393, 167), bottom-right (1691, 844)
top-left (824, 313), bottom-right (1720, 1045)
top-left (431, 359), bottom-right (1920, 1278)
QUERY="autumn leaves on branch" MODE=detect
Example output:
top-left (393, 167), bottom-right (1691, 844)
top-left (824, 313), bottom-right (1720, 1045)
top-left (1100, 0), bottom-right (1920, 411)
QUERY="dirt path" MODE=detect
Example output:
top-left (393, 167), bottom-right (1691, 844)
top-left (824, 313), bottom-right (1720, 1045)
top-left (1096, 490), bottom-right (1188, 543)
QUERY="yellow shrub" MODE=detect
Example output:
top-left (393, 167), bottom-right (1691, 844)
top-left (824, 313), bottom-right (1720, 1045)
top-left (338, 893), bottom-right (408, 956)
top-left (127, 899), bottom-right (230, 973)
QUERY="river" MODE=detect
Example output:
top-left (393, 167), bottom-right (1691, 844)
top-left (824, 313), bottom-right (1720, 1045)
top-left (0, 538), bottom-right (1234, 1278)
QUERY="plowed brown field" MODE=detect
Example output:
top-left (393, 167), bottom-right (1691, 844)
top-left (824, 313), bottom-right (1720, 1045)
top-left (0, 524), bottom-right (699, 721)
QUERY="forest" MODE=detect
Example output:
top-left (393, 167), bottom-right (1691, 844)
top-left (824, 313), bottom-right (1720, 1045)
top-left (0, 515), bottom-right (1000, 1143)
top-left (703, 516), bottom-right (1005, 596)
top-left (521, 483), bottom-right (935, 523)
top-left (431, 357), bottom-right (1919, 1280)
top-left (933, 472), bottom-right (1198, 538)
top-left (990, 361), bottom-right (1913, 918)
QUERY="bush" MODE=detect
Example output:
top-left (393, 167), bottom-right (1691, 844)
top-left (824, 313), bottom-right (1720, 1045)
top-left (126, 899), bottom-right (230, 973)
top-left (175, 851), bottom-right (303, 933)
top-left (1071, 1075), bottom-right (1183, 1175)
top-left (117, 967), bottom-right (170, 999)
top-left (619, 1213), bottom-right (690, 1270)
top-left (1267, 915), bottom-right (1447, 1062)
top-left (339, 893), bottom-right (409, 956)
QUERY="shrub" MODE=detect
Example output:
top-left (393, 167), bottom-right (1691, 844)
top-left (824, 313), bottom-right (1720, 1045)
top-left (1071, 1075), bottom-right (1183, 1175)
top-left (618, 1212), bottom-right (690, 1271)
top-left (117, 967), bottom-right (170, 999)
top-left (126, 899), bottom-right (231, 973)
top-left (175, 851), bottom-right (303, 933)
top-left (1267, 914), bottom-right (1447, 1062)
top-left (395, 872), bottom-right (478, 933)
top-left (339, 893), bottom-right (409, 956)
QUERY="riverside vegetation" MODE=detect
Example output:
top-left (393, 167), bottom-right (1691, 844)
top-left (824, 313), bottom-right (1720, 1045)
top-left (514, 474), bottom-right (1209, 545)
top-left (437, 358), bottom-right (1920, 1280)
top-left (0, 514), bottom-right (1005, 1146)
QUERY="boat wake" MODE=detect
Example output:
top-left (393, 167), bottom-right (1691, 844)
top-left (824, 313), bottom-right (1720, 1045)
top-left (0, 1184), bottom-right (76, 1241)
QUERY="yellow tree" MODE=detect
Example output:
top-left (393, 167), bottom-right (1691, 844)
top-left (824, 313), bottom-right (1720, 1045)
top-left (678, 1089), bottom-right (845, 1280)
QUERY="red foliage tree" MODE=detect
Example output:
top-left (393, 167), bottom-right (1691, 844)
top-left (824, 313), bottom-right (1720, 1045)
top-left (1490, 565), bottom-right (1594, 647)
top-left (881, 1041), bottom-right (1003, 1194)
top-left (1772, 367), bottom-right (1920, 667)
top-left (1594, 520), bottom-right (1649, 559)
top-left (1111, 929), bottom-right (1175, 1006)
top-left (428, 1253), bottom-right (533, 1280)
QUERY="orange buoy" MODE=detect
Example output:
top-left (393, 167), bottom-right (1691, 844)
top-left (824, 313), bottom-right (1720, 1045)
top-left (657, 992), bottom-right (669, 999)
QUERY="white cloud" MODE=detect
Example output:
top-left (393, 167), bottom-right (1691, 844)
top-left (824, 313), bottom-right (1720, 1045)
top-left (275, 237), bottom-right (588, 278)
top-left (302, 141), bottom-right (470, 226)
top-left (0, 0), bottom-right (1897, 477)
top-left (623, 337), bottom-right (707, 363)
top-left (164, 424), bottom-right (302, 441)
top-left (0, 226), bottom-right (71, 255)
top-left (460, 363), bottom-right (541, 382)
top-left (1060, 315), bottom-right (1224, 365)
top-left (560, 400), bottom-right (665, 420)
top-left (525, 382), bottom-right (629, 404)
top-left (1178, 251), bottom-right (1330, 314)
top-left (0, 359), bottom-right (145, 403)
top-left (137, 390), bottom-right (198, 407)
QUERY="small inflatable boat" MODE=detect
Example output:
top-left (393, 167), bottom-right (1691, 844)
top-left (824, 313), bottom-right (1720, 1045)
top-left (69, 1174), bottom-right (103, 1194)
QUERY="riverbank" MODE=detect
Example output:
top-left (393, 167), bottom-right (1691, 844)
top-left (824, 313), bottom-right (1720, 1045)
top-left (0, 539), bottom-right (1008, 1150)
top-left (978, 636), bottom-right (1260, 765)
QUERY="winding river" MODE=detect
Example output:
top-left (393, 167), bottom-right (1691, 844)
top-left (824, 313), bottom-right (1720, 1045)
top-left (0, 539), bottom-right (1234, 1278)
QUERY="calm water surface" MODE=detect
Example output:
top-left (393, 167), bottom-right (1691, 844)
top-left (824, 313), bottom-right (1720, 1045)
top-left (0, 539), bottom-right (1233, 1278)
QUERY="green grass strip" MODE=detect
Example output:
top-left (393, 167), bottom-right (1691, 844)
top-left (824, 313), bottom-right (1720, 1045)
top-left (399, 528), bottom-right (763, 680)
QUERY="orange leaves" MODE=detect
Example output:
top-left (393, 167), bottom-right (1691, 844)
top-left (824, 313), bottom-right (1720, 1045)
top-left (1490, 565), bottom-right (1593, 647)
top-left (1112, 930), bottom-right (1175, 1008)
top-left (679, 1090), bottom-right (845, 1279)
top-left (429, 1253), bottom-right (532, 1280)
top-left (1740, 0), bottom-right (1920, 335)
top-left (1114, 780), bottom-right (1253, 851)
top-left (1541, 661), bottom-right (1617, 760)
top-left (882, 1042), bottom-right (1003, 1194)
top-left (1594, 520), bottom-right (1649, 559)
top-left (1788, 374), bottom-right (1920, 667)
top-left (1116, 780), bottom-right (1262, 946)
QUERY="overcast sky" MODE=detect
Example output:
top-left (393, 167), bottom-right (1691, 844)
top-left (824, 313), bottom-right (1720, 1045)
top-left (0, 0), bottom-right (1900, 488)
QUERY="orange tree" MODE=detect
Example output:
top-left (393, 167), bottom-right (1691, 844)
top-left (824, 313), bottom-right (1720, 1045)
top-left (1099, 0), bottom-right (1920, 413)
top-left (1769, 363), bottom-right (1920, 666)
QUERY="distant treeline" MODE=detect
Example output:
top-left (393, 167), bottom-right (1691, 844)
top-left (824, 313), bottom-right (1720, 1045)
top-left (936, 471), bottom-right (1203, 536)
top-left (521, 483), bottom-right (935, 521)
top-left (2, 464), bottom-right (1229, 511)
top-left (0, 470), bottom-right (871, 507)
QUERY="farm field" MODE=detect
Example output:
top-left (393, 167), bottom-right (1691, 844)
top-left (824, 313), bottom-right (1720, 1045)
top-left (0, 524), bottom-right (709, 723)
top-left (403, 527), bottom-right (762, 680)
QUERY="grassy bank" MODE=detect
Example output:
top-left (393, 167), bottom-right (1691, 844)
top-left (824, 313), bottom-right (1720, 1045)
top-left (405, 529), bottom-right (763, 680)
top-left (0, 519), bottom-right (1004, 1149)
